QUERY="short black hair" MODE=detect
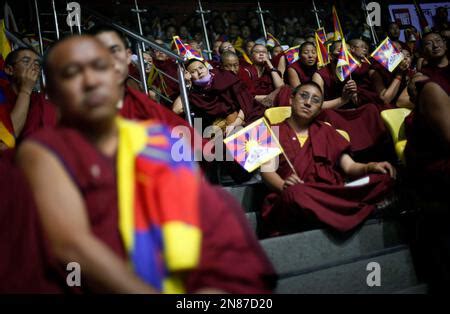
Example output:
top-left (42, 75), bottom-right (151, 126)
top-left (299, 41), bottom-right (315, 53)
top-left (185, 58), bottom-right (205, 69)
top-left (4, 47), bottom-right (39, 68)
top-left (292, 81), bottom-right (323, 99)
top-left (221, 50), bottom-right (238, 60)
top-left (87, 24), bottom-right (130, 49)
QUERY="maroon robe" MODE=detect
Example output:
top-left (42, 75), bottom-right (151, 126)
top-left (352, 62), bottom-right (382, 106)
top-left (247, 64), bottom-right (276, 95)
top-left (369, 61), bottom-right (408, 110)
top-left (0, 78), bottom-right (57, 142)
top-left (152, 59), bottom-right (180, 101)
top-left (420, 63), bottom-right (450, 95)
top-left (188, 70), bottom-right (265, 127)
top-left (404, 79), bottom-right (450, 188)
top-left (286, 61), bottom-right (317, 85)
top-left (0, 150), bottom-right (63, 293)
top-left (121, 86), bottom-right (204, 151)
top-left (29, 126), bottom-right (276, 293)
top-left (262, 120), bottom-right (393, 235)
top-left (316, 64), bottom-right (388, 153)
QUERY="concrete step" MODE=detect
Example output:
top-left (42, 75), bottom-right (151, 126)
top-left (260, 219), bottom-right (407, 277)
top-left (275, 246), bottom-right (418, 293)
top-left (223, 183), bottom-right (267, 213)
top-left (394, 283), bottom-right (428, 294)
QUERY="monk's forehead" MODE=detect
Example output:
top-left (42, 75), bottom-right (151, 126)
top-left (222, 54), bottom-right (238, 62)
top-left (49, 37), bottom-right (110, 69)
top-left (300, 84), bottom-right (322, 97)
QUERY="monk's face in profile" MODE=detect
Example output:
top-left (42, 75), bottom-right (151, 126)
top-left (186, 60), bottom-right (209, 81)
top-left (271, 46), bottom-right (283, 58)
top-left (46, 36), bottom-right (121, 127)
top-left (291, 84), bottom-right (323, 122)
top-left (246, 41), bottom-right (255, 56)
top-left (222, 55), bottom-right (240, 75)
top-left (95, 31), bottom-right (131, 85)
top-left (423, 33), bottom-right (447, 59)
top-left (300, 43), bottom-right (317, 66)
top-left (331, 41), bottom-right (342, 63)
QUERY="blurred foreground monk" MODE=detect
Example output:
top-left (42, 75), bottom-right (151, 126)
top-left (261, 82), bottom-right (395, 236)
top-left (17, 35), bottom-right (276, 293)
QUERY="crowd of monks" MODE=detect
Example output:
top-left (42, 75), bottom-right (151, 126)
top-left (0, 13), bottom-right (449, 293)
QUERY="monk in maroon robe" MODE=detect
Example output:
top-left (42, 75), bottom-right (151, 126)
top-left (405, 75), bottom-right (450, 190)
top-left (92, 26), bottom-right (198, 147)
top-left (261, 82), bottom-right (395, 236)
top-left (17, 35), bottom-right (276, 293)
top-left (286, 42), bottom-right (317, 88)
top-left (418, 32), bottom-right (450, 95)
top-left (173, 59), bottom-right (265, 132)
top-left (312, 41), bottom-right (389, 157)
top-left (1, 48), bottom-right (57, 142)
top-left (369, 43), bottom-right (415, 110)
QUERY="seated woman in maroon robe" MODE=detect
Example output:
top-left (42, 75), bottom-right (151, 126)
top-left (17, 36), bottom-right (276, 293)
top-left (418, 32), bottom-right (450, 95)
top-left (369, 42), bottom-right (415, 110)
top-left (312, 41), bottom-right (389, 159)
top-left (173, 58), bottom-right (265, 134)
top-left (261, 82), bottom-right (395, 236)
top-left (286, 42), bottom-right (317, 88)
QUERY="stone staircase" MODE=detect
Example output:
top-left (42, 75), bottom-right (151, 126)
top-left (223, 182), bottom-right (428, 294)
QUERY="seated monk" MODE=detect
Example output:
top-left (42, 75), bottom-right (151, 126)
top-left (1, 48), bottom-right (57, 143)
top-left (369, 42), bottom-right (415, 110)
top-left (17, 35), bottom-right (276, 293)
top-left (405, 74), bottom-right (450, 192)
top-left (312, 41), bottom-right (389, 160)
top-left (286, 42), bottom-right (317, 88)
top-left (173, 58), bottom-right (265, 134)
top-left (348, 38), bottom-right (382, 106)
top-left (418, 32), bottom-right (450, 95)
top-left (261, 82), bottom-right (396, 236)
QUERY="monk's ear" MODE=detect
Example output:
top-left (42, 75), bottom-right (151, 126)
top-left (289, 94), bottom-right (294, 106)
top-left (3, 65), bottom-right (14, 76)
top-left (126, 48), bottom-right (132, 66)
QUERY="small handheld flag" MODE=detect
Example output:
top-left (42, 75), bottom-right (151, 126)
top-left (371, 37), bottom-right (404, 72)
top-left (315, 31), bottom-right (329, 68)
top-left (284, 45), bottom-right (299, 65)
top-left (316, 27), bottom-right (327, 44)
top-left (224, 118), bottom-right (283, 173)
top-left (266, 33), bottom-right (281, 48)
top-left (332, 6), bottom-right (344, 41)
top-left (173, 36), bottom-right (202, 60)
top-left (335, 38), bottom-right (360, 82)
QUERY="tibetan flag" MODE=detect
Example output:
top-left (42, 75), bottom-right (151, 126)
top-left (371, 37), bottom-right (404, 72)
top-left (336, 39), bottom-right (349, 82)
top-left (117, 118), bottom-right (201, 293)
top-left (173, 36), bottom-right (202, 60)
top-left (224, 117), bottom-right (283, 173)
top-left (336, 44), bottom-right (360, 82)
top-left (266, 33), bottom-right (281, 48)
top-left (332, 6), bottom-right (344, 41)
top-left (315, 31), bottom-right (329, 68)
top-left (284, 45), bottom-right (299, 65)
top-left (0, 19), bottom-right (12, 61)
top-left (0, 89), bottom-right (15, 148)
top-left (316, 27), bottom-right (327, 44)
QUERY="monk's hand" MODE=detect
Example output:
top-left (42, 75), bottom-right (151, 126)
top-left (283, 174), bottom-right (304, 189)
top-left (344, 80), bottom-right (358, 94)
top-left (18, 63), bottom-right (39, 95)
top-left (366, 162), bottom-right (397, 179)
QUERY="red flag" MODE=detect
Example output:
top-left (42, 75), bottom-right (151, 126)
top-left (332, 6), bottom-right (344, 41)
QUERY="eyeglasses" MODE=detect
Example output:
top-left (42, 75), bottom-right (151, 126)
top-left (297, 92), bottom-right (322, 105)
top-left (13, 57), bottom-right (41, 67)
